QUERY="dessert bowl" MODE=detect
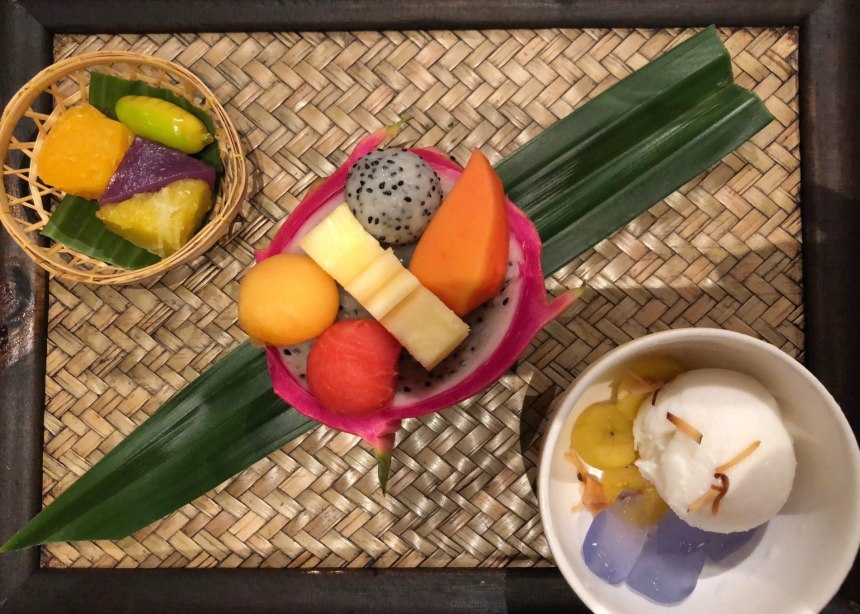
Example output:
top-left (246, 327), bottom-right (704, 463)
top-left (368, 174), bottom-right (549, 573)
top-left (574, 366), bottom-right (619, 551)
top-left (538, 328), bottom-right (860, 613)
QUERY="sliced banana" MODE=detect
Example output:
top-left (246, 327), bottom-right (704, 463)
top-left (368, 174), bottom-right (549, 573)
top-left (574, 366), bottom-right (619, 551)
top-left (570, 401), bottom-right (636, 470)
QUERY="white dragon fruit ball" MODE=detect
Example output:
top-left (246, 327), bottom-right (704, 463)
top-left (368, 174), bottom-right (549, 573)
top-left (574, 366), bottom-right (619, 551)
top-left (346, 148), bottom-right (443, 245)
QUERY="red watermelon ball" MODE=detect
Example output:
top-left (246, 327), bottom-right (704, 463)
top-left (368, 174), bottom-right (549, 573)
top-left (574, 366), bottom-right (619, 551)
top-left (307, 319), bottom-right (402, 415)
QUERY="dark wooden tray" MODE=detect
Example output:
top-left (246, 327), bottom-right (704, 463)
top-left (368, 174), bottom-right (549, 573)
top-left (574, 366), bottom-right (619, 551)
top-left (1, 1), bottom-right (857, 612)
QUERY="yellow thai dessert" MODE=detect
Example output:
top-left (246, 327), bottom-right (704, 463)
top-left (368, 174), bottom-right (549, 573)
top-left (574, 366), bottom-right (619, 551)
top-left (37, 104), bottom-right (134, 199)
top-left (96, 179), bottom-right (212, 257)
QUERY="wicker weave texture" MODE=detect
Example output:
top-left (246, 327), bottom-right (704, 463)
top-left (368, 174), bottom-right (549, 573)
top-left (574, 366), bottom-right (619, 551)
top-left (41, 27), bottom-right (800, 569)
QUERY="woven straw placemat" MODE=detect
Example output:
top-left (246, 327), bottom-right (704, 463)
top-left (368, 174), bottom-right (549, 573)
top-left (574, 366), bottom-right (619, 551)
top-left (41, 27), bottom-right (800, 569)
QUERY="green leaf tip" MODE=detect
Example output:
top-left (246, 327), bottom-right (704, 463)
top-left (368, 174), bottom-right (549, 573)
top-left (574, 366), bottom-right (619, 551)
top-left (376, 450), bottom-right (392, 496)
top-left (495, 25), bottom-right (773, 277)
top-left (1, 530), bottom-right (33, 553)
top-left (0, 343), bottom-right (314, 549)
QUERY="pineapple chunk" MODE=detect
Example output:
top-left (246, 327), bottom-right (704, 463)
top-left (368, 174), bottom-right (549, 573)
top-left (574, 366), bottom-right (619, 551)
top-left (299, 204), bottom-right (384, 284)
top-left (344, 248), bottom-right (421, 318)
top-left (300, 204), bottom-right (470, 370)
top-left (96, 179), bottom-right (211, 257)
top-left (345, 248), bottom-right (403, 304)
top-left (381, 286), bottom-right (469, 370)
top-left (365, 268), bottom-right (420, 319)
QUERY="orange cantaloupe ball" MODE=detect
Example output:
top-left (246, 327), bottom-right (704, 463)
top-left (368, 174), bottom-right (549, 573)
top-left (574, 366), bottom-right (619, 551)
top-left (238, 254), bottom-right (339, 346)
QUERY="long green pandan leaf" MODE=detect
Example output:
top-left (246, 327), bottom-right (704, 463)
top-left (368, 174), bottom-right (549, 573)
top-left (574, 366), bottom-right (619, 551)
top-left (1, 27), bottom-right (772, 550)
top-left (1, 343), bottom-right (309, 549)
top-left (41, 196), bottom-right (162, 269)
top-left (495, 26), bottom-right (773, 274)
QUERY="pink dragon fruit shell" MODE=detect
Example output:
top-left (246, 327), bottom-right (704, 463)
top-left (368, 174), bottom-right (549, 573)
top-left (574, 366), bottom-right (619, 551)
top-left (258, 130), bottom-right (579, 455)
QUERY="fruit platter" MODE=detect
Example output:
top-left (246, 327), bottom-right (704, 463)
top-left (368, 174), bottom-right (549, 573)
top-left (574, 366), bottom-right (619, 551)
top-left (1, 5), bottom-right (858, 613)
top-left (236, 133), bottom-right (581, 490)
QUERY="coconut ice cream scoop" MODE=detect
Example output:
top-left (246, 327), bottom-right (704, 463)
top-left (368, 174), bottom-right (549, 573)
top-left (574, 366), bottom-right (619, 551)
top-left (634, 368), bottom-right (796, 533)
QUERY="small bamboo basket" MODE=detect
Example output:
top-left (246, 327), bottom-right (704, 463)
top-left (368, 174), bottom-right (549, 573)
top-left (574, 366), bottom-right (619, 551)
top-left (0, 51), bottom-right (246, 285)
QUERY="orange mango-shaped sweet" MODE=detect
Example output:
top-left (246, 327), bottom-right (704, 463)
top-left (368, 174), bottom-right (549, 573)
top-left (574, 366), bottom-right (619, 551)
top-left (37, 104), bottom-right (134, 199)
top-left (238, 254), bottom-right (339, 346)
top-left (409, 149), bottom-right (509, 316)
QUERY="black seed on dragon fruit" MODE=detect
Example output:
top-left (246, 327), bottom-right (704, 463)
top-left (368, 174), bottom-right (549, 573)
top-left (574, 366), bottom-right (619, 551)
top-left (338, 288), bottom-right (371, 320)
top-left (346, 148), bottom-right (442, 245)
top-left (278, 288), bottom-right (370, 371)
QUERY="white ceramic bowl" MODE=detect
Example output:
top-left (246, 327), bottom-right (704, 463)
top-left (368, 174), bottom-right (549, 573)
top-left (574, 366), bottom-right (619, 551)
top-left (538, 328), bottom-right (860, 614)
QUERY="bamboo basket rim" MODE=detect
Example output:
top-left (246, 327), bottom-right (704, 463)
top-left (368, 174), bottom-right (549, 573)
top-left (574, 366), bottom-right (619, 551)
top-left (0, 50), bottom-right (247, 285)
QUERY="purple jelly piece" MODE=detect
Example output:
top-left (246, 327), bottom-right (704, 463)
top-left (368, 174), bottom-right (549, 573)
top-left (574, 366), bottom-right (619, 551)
top-left (626, 531), bottom-right (707, 604)
top-left (703, 525), bottom-right (759, 562)
top-left (99, 137), bottom-right (216, 204)
top-left (582, 493), bottom-right (649, 585)
top-left (655, 511), bottom-right (712, 555)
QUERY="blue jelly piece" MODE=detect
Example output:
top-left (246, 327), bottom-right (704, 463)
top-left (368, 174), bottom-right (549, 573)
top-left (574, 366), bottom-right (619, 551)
top-left (703, 525), bottom-right (759, 562)
top-left (582, 494), bottom-right (649, 585)
top-left (655, 511), bottom-right (712, 555)
top-left (626, 531), bottom-right (707, 604)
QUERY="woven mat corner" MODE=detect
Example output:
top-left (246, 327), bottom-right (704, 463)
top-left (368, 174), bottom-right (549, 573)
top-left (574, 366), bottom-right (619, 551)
top-left (42, 26), bottom-right (800, 569)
